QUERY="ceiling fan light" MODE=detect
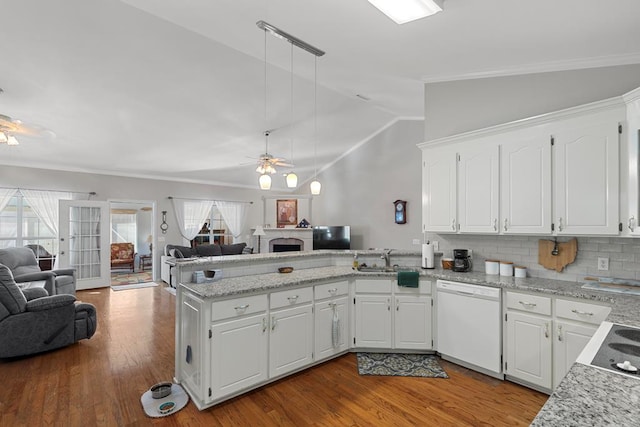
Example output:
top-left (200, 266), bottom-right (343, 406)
top-left (259, 173), bottom-right (272, 190)
top-left (286, 172), bottom-right (298, 188)
top-left (6, 134), bottom-right (19, 146)
top-left (310, 180), bottom-right (322, 195)
top-left (0, 131), bottom-right (7, 143)
top-left (367, 0), bottom-right (443, 24)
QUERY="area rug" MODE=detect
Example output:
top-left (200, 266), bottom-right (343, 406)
top-left (111, 271), bottom-right (152, 286)
top-left (111, 282), bottom-right (159, 291)
top-left (356, 353), bottom-right (448, 378)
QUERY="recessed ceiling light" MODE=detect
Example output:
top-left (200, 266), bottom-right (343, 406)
top-left (367, 0), bottom-right (443, 24)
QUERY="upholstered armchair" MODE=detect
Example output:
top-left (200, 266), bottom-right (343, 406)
top-left (110, 243), bottom-right (136, 272)
top-left (0, 264), bottom-right (96, 358)
top-left (0, 247), bottom-right (76, 296)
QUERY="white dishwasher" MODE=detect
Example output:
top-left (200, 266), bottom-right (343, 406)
top-left (436, 280), bottom-right (503, 378)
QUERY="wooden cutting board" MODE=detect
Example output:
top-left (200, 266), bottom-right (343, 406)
top-left (538, 238), bottom-right (577, 272)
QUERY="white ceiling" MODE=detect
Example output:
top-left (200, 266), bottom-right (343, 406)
top-left (1, 0), bottom-right (639, 191)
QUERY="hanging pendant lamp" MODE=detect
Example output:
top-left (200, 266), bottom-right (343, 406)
top-left (285, 43), bottom-right (298, 188)
top-left (259, 173), bottom-right (272, 190)
top-left (310, 55), bottom-right (321, 195)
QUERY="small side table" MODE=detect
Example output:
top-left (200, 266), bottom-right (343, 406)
top-left (139, 255), bottom-right (152, 272)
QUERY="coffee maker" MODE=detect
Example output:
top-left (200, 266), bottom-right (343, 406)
top-left (452, 249), bottom-right (472, 272)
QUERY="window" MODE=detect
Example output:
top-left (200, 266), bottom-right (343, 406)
top-left (190, 206), bottom-right (232, 247)
top-left (111, 213), bottom-right (137, 245)
top-left (0, 194), bottom-right (58, 258)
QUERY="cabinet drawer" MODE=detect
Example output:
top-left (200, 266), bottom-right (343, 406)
top-left (395, 280), bottom-right (432, 295)
top-left (556, 299), bottom-right (611, 325)
top-left (270, 287), bottom-right (313, 310)
top-left (315, 281), bottom-right (349, 299)
top-left (211, 294), bottom-right (268, 322)
top-left (355, 279), bottom-right (392, 294)
top-left (506, 291), bottom-right (551, 316)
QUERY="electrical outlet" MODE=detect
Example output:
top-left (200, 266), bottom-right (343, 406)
top-left (412, 239), bottom-right (421, 245)
top-left (432, 241), bottom-right (439, 251)
top-left (598, 257), bottom-right (609, 271)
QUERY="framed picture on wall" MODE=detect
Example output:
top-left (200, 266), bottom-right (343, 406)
top-left (277, 199), bottom-right (298, 228)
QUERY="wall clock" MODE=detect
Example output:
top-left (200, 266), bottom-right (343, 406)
top-left (160, 211), bottom-right (169, 234)
top-left (394, 200), bottom-right (407, 224)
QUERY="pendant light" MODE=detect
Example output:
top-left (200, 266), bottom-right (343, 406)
top-left (310, 55), bottom-right (321, 195)
top-left (259, 173), bottom-right (272, 190)
top-left (285, 42), bottom-right (298, 188)
top-left (259, 26), bottom-right (271, 190)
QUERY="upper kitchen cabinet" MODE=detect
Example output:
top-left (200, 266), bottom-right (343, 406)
top-left (623, 87), bottom-right (640, 235)
top-left (553, 108), bottom-right (622, 235)
top-left (422, 148), bottom-right (457, 233)
top-left (458, 142), bottom-right (500, 233)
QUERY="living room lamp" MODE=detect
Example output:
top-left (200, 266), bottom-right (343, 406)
top-left (253, 225), bottom-right (266, 253)
top-left (367, 0), bottom-right (444, 24)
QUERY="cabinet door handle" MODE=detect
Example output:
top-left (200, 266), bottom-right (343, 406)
top-left (287, 295), bottom-right (299, 303)
top-left (558, 217), bottom-right (563, 232)
top-left (518, 301), bottom-right (537, 308)
top-left (629, 216), bottom-right (636, 232)
top-left (571, 309), bottom-right (594, 316)
top-left (387, 298), bottom-right (391, 311)
top-left (544, 322), bottom-right (549, 339)
top-left (557, 324), bottom-right (563, 342)
top-left (396, 302), bottom-right (399, 311)
top-left (493, 218), bottom-right (498, 231)
top-left (504, 218), bottom-right (508, 232)
top-left (451, 219), bottom-right (456, 231)
top-left (271, 316), bottom-right (277, 331)
top-left (262, 317), bottom-right (267, 333)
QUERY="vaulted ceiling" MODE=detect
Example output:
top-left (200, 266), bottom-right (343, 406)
top-left (1, 0), bottom-right (639, 191)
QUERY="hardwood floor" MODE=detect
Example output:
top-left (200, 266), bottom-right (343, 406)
top-left (0, 285), bottom-right (548, 426)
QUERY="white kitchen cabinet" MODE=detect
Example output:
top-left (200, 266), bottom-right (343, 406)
top-left (553, 119), bottom-right (620, 235)
top-left (269, 304), bottom-right (314, 378)
top-left (458, 144), bottom-right (500, 233)
top-left (314, 281), bottom-right (349, 362)
top-left (394, 295), bottom-right (432, 350)
top-left (505, 311), bottom-right (553, 390)
top-left (180, 291), bottom-right (204, 399)
top-left (354, 294), bottom-right (393, 348)
top-left (500, 133), bottom-right (552, 234)
top-left (623, 87), bottom-right (640, 235)
top-left (553, 320), bottom-right (597, 389)
top-left (422, 148), bottom-right (457, 233)
top-left (210, 313), bottom-right (268, 401)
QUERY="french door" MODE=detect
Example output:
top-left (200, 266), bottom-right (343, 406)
top-left (58, 200), bottom-right (110, 290)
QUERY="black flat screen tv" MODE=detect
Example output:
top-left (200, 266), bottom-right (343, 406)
top-left (313, 226), bottom-right (351, 250)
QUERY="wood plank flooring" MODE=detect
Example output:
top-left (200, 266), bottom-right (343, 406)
top-left (0, 285), bottom-right (548, 426)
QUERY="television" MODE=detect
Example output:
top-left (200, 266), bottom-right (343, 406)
top-left (313, 226), bottom-right (351, 250)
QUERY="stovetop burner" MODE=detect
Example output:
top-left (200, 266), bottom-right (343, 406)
top-left (585, 323), bottom-right (640, 379)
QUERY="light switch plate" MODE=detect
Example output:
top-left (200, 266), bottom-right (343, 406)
top-left (598, 257), bottom-right (609, 271)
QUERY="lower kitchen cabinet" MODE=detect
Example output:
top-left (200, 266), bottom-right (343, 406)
top-left (394, 295), bottom-right (432, 350)
top-left (553, 320), bottom-right (597, 389)
top-left (505, 311), bottom-right (552, 390)
top-left (269, 304), bottom-right (314, 378)
top-left (355, 295), bottom-right (392, 348)
top-left (210, 312), bottom-right (269, 401)
top-left (180, 291), bottom-right (205, 398)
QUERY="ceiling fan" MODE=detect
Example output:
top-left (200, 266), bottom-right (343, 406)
top-left (251, 130), bottom-right (294, 174)
top-left (0, 113), bottom-right (54, 145)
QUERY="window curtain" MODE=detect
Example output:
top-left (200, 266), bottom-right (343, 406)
top-left (215, 201), bottom-right (248, 241)
top-left (21, 190), bottom-right (73, 236)
top-left (0, 188), bottom-right (17, 212)
top-left (171, 198), bottom-right (214, 241)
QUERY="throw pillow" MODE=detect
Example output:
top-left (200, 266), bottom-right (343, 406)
top-left (196, 244), bottom-right (222, 257)
top-left (220, 243), bottom-right (247, 255)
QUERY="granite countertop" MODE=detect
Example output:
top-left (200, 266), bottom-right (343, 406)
top-left (178, 263), bottom-right (640, 425)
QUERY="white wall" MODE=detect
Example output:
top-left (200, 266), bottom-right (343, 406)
top-left (305, 119), bottom-right (425, 250)
top-left (0, 165), bottom-right (264, 275)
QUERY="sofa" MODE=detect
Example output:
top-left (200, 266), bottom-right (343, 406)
top-left (161, 243), bottom-right (251, 287)
top-left (0, 247), bottom-right (76, 296)
top-left (0, 264), bottom-right (96, 358)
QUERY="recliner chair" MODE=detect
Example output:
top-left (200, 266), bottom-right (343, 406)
top-left (0, 264), bottom-right (96, 358)
top-left (0, 247), bottom-right (76, 296)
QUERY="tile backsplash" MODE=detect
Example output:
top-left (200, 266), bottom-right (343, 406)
top-left (427, 233), bottom-right (640, 283)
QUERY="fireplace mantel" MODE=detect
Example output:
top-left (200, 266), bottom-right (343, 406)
top-left (253, 228), bottom-right (313, 253)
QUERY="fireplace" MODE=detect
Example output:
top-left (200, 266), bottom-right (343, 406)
top-left (269, 238), bottom-right (304, 253)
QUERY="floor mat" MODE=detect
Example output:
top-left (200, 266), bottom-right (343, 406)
top-left (356, 353), bottom-right (448, 378)
top-left (111, 271), bottom-right (152, 286)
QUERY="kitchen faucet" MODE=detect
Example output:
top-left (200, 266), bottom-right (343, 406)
top-left (381, 249), bottom-right (392, 268)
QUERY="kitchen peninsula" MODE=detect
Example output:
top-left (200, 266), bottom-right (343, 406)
top-left (172, 250), bottom-right (640, 424)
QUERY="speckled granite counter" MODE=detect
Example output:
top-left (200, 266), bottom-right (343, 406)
top-left (176, 254), bottom-right (640, 425)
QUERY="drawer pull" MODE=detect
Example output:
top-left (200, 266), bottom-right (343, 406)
top-left (571, 309), bottom-right (594, 316)
top-left (234, 304), bottom-right (250, 312)
top-left (328, 288), bottom-right (338, 295)
top-left (287, 295), bottom-right (299, 303)
top-left (518, 301), bottom-right (537, 307)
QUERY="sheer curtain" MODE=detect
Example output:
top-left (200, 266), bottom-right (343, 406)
top-left (171, 198), bottom-right (214, 241)
top-left (21, 190), bottom-right (73, 236)
top-left (0, 188), bottom-right (17, 212)
top-left (215, 201), bottom-right (248, 241)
